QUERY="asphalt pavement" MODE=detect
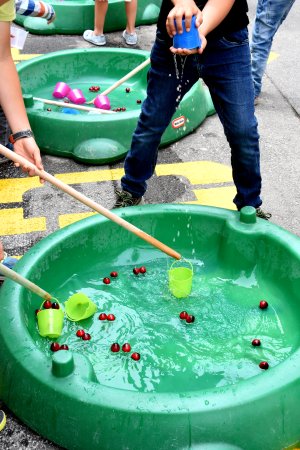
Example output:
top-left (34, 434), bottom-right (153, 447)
top-left (0, 0), bottom-right (299, 448)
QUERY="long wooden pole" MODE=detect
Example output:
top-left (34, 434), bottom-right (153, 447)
top-left (0, 145), bottom-right (181, 260)
top-left (33, 97), bottom-right (116, 114)
top-left (86, 57), bottom-right (151, 104)
top-left (0, 262), bottom-right (52, 301)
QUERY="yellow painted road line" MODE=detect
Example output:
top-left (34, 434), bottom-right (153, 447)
top-left (191, 186), bottom-right (236, 210)
top-left (11, 48), bottom-right (41, 64)
top-left (0, 209), bottom-right (46, 236)
top-left (56, 168), bottom-right (124, 184)
top-left (155, 161), bottom-right (233, 185)
top-left (59, 212), bottom-right (96, 228)
top-left (0, 177), bottom-right (42, 204)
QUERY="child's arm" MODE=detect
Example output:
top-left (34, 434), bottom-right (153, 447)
top-left (0, 21), bottom-right (44, 177)
top-left (15, 0), bottom-right (56, 24)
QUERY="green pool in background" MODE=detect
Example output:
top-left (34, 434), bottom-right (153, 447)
top-left (1, 205), bottom-right (300, 449)
top-left (14, 0), bottom-right (162, 35)
top-left (17, 48), bottom-right (215, 165)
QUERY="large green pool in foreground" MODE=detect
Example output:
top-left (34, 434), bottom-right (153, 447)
top-left (1, 205), bottom-right (300, 449)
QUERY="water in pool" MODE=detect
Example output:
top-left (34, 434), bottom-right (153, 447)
top-left (34, 257), bottom-right (294, 393)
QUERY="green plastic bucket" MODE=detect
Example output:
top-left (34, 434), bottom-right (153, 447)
top-left (37, 307), bottom-right (64, 339)
top-left (64, 292), bottom-right (97, 321)
top-left (168, 259), bottom-right (193, 298)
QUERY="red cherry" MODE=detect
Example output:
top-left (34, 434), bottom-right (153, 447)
top-left (43, 300), bottom-right (52, 309)
top-left (131, 352), bottom-right (140, 361)
top-left (103, 277), bottom-right (111, 284)
top-left (51, 302), bottom-right (60, 309)
top-left (252, 339), bottom-right (261, 347)
top-left (82, 333), bottom-right (91, 341)
top-left (76, 329), bottom-right (85, 337)
top-left (89, 87), bottom-right (93, 91)
top-left (259, 300), bottom-right (268, 309)
top-left (60, 344), bottom-right (69, 350)
top-left (136, 99), bottom-right (142, 104)
top-left (122, 343), bottom-right (131, 353)
top-left (133, 268), bottom-right (140, 275)
top-left (116, 107), bottom-right (122, 112)
top-left (186, 315), bottom-right (195, 323)
top-left (259, 361), bottom-right (269, 370)
top-left (107, 314), bottom-right (115, 321)
top-left (111, 343), bottom-right (120, 353)
top-left (110, 271), bottom-right (118, 278)
top-left (139, 266), bottom-right (146, 274)
top-left (35, 309), bottom-right (41, 315)
top-left (99, 313), bottom-right (107, 321)
top-left (95, 86), bottom-right (100, 91)
top-left (50, 342), bottom-right (60, 352)
top-left (121, 107), bottom-right (126, 111)
top-left (125, 87), bottom-right (130, 93)
top-left (179, 311), bottom-right (188, 320)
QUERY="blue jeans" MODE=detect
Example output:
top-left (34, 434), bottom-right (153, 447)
top-left (251, 0), bottom-right (295, 97)
top-left (121, 28), bottom-right (262, 210)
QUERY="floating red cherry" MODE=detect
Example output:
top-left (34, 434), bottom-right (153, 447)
top-left (252, 339), bottom-right (261, 347)
top-left (35, 309), bottom-right (41, 315)
top-left (133, 268), bottom-right (140, 275)
top-left (103, 277), bottom-right (111, 284)
top-left (139, 266), bottom-right (146, 274)
top-left (136, 99), bottom-right (142, 104)
top-left (107, 314), bottom-right (115, 321)
top-left (122, 343), bottom-right (131, 353)
top-left (76, 329), bottom-right (85, 337)
top-left (110, 271), bottom-right (118, 278)
top-left (131, 352), bottom-right (140, 361)
top-left (99, 313), bottom-right (107, 321)
top-left (60, 344), bottom-right (69, 350)
top-left (43, 300), bottom-right (52, 309)
top-left (186, 315), bottom-right (195, 323)
top-left (50, 342), bottom-right (60, 352)
top-left (179, 311), bottom-right (188, 320)
top-left (116, 107), bottom-right (122, 112)
top-left (125, 87), bottom-right (131, 93)
top-left (111, 343), bottom-right (120, 353)
top-left (259, 300), bottom-right (268, 309)
top-left (52, 302), bottom-right (60, 309)
top-left (259, 361), bottom-right (269, 370)
top-left (82, 333), bottom-right (91, 341)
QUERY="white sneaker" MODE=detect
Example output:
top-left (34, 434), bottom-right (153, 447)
top-left (122, 30), bottom-right (138, 46)
top-left (83, 30), bottom-right (106, 46)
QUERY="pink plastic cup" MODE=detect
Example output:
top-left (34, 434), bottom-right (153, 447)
top-left (94, 94), bottom-right (111, 110)
top-left (67, 88), bottom-right (86, 105)
top-left (52, 82), bottom-right (70, 99)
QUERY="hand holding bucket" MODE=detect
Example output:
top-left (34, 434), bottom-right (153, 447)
top-left (173, 16), bottom-right (201, 50)
top-left (169, 259), bottom-right (193, 298)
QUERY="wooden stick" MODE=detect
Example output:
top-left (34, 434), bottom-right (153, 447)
top-left (33, 97), bottom-right (116, 114)
top-left (86, 57), bottom-right (151, 104)
top-left (0, 145), bottom-right (181, 260)
top-left (0, 262), bottom-right (52, 301)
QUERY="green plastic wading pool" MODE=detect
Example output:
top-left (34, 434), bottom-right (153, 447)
top-left (1, 205), bottom-right (300, 450)
top-left (17, 48), bottom-right (214, 165)
top-left (14, 0), bottom-right (162, 35)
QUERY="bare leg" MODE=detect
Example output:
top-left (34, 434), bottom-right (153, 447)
top-left (125, 0), bottom-right (137, 34)
top-left (94, 0), bottom-right (108, 35)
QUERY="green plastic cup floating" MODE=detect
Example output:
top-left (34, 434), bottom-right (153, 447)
top-left (168, 259), bottom-right (193, 298)
top-left (37, 303), bottom-right (64, 339)
top-left (64, 292), bottom-right (97, 322)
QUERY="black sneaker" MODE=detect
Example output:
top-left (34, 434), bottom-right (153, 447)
top-left (114, 189), bottom-right (144, 208)
top-left (256, 207), bottom-right (272, 220)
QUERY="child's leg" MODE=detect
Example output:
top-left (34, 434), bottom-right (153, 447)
top-left (120, 37), bottom-right (198, 197)
top-left (201, 28), bottom-right (262, 211)
top-left (124, 0), bottom-right (137, 34)
top-left (94, 0), bottom-right (109, 35)
top-left (251, 0), bottom-right (295, 97)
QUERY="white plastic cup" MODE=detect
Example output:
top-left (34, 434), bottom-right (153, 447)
top-left (10, 26), bottom-right (28, 50)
